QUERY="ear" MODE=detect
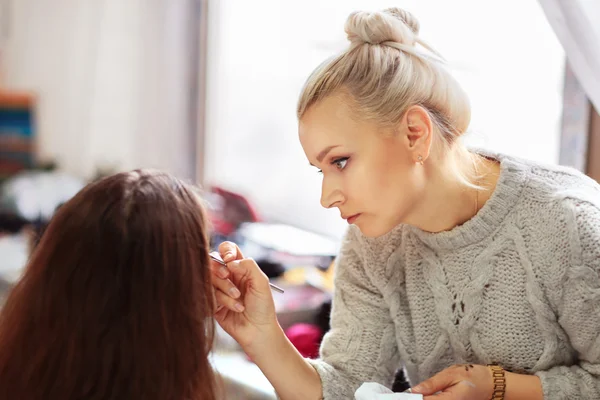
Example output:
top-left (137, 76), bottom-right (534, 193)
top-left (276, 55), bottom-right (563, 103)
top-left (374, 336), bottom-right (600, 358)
top-left (401, 105), bottom-right (434, 164)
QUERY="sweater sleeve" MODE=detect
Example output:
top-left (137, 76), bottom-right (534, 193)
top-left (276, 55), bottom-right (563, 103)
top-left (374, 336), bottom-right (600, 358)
top-left (307, 229), bottom-right (400, 399)
top-left (535, 199), bottom-right (600, 399)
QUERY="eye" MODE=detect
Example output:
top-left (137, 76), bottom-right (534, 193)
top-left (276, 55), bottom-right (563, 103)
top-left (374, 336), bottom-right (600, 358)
top-left (315, 157), bottom-right (349, 174)
top-left (332, 157), bottom-right (349, 171)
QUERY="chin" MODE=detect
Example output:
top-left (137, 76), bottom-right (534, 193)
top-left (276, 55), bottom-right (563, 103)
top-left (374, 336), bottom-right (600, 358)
top-left (354, 221), bottom-right (394, 238)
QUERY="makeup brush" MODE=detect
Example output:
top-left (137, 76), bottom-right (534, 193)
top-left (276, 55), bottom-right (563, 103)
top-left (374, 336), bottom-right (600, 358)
top-left (210, 254), bottom-right (285, 294)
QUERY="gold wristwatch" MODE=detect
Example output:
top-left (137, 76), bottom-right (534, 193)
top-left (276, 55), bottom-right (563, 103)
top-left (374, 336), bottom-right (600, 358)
top-left (488, 364), bottom-right (506, 400)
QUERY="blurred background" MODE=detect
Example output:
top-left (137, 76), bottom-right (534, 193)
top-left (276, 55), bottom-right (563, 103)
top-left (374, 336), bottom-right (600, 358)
top-left (0, 0), bottom-right (598, 398)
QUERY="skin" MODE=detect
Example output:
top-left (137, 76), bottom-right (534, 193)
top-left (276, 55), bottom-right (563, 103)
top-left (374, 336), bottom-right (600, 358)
top-left (209, 93), bottom-right (543, 400)
top-left (299, 92), bottom-right (480, 237)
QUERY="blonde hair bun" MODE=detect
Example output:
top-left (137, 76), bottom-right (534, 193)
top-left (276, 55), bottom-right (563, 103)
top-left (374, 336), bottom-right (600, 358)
top-left (345, 8), bottom-right (420, 46)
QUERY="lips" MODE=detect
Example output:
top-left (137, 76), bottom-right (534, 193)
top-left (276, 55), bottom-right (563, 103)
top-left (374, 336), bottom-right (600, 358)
top-left (343, 214), bottom-right (361, 224)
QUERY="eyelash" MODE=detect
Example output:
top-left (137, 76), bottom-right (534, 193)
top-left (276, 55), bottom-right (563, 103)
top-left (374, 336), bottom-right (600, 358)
top-left (318, 157), bottom-right (349, 174)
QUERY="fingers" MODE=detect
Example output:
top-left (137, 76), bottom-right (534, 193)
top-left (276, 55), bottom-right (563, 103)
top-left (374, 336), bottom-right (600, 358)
top-left (211, 272), bottom-right (241, 300)
top-left (218, 241), bottom-right (244, 263)
top-left (210, 252), bottom-right (243, 314)
top-left (214, 303), bottom-right (230, 322)
top-left (210, 255), bottom-right (230, 279)
top-left (215, 288), bottom-right (245, 313)
top-left (226, 258), bottom-right (271, 294)
top-left (209, 247), bottom-right (272, 316)
top-left (423, 382), bottom-right (470, 400)
top-left (412, 368), bottom-right (457, 395)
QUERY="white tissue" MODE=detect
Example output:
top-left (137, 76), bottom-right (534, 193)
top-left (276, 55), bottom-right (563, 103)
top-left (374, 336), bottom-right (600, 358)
top-left (354, 382), bottom-right (423, 400)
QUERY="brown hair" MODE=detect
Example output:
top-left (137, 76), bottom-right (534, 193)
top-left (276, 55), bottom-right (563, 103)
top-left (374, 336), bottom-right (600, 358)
top-left (0, 170), bottom-right (219, 400)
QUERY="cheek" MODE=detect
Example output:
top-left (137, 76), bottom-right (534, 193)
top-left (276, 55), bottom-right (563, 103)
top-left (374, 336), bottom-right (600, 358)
top-left (371, 150), bottom-right (412, 192)
top-left (343, 163), bottom-right (383, 204)
top-left (343, 158), bottom-right (402, 206)
top-left (366, 150), bottom-right (422, 211)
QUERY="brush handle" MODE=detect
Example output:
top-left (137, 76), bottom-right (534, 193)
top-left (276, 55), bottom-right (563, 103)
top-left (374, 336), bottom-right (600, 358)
top-left (210, 254), bottom-right (285, 294)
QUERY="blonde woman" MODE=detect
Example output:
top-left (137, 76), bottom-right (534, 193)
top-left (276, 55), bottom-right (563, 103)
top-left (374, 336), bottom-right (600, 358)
top-left (210, 7), bottom-right (600, 400)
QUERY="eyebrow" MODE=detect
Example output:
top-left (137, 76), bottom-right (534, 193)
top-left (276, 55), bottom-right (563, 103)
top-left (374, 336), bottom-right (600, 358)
top-left (313, 145), bottom-right (340, 166)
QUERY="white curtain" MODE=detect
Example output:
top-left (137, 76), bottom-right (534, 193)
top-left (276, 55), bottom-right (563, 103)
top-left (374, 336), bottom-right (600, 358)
top-left (538, 0), bottom-right (600, 112)
top-left (2, 0), bottom-right (202, 180)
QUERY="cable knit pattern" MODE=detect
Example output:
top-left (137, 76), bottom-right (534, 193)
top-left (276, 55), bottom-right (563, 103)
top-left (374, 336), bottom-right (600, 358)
top-left (308, 151), bottom-right (600, 399)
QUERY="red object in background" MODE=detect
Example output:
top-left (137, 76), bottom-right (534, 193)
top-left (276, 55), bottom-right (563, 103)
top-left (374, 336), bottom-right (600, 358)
top-left (207, 186), bottom-right (261, 236)
top-left (284, 323), bottom-right (324, 359)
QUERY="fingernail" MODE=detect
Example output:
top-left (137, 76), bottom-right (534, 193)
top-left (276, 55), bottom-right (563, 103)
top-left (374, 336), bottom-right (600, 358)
top-left (223, 252), bottom-right (234, 262)
top-left (411, 386), bottom-right (422, 393)
top-left (229, 287), bottom-right (241, 298)
top-left (218, 266), bottom-right (228, 278)
top-left (234, 302), bottom-right (245, 312)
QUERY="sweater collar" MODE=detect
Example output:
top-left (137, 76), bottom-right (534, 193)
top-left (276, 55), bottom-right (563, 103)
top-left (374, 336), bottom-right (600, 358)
top-left (405, 150), bottom-right (530, 250)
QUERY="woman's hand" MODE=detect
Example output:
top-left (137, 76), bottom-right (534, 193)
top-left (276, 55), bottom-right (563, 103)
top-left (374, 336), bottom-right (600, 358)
top-left (211, 241), bottom-right (323, 400)
top-left (411, 364), bottom-right (494, 400)
top-left (210, 241), bottom-right (279, 351)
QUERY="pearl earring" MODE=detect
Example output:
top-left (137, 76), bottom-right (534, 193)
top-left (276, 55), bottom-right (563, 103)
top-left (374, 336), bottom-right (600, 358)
top-left (417, 155), bottom-right (424, 165)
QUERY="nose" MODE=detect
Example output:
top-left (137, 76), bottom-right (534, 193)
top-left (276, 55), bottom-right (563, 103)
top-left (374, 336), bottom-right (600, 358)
top-left (320, 176), bottom-right (345, 209)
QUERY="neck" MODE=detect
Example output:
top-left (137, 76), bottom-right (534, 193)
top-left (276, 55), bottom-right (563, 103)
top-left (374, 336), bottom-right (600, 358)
top-left (405, 153), bottom-right (499, 233)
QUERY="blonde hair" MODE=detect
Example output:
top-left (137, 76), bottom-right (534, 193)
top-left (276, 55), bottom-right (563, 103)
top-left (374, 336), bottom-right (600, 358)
top-left (297, 7), bottom-right (480, 188)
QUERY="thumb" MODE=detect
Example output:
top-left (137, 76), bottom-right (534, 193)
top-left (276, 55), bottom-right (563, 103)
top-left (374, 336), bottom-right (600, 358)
top-left (411, 369), bottom-right (455, 395)
top-left (218, 241), bottom-right (244, 263)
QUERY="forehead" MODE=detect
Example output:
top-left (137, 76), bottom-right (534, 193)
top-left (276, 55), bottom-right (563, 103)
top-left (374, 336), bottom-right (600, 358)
top-left (299, 94), bottom-right (371, 150)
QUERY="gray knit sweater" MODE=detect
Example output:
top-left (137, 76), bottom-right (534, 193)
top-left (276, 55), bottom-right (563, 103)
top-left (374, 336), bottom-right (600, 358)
top-left (308, 152), bottom-right (600, 400)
